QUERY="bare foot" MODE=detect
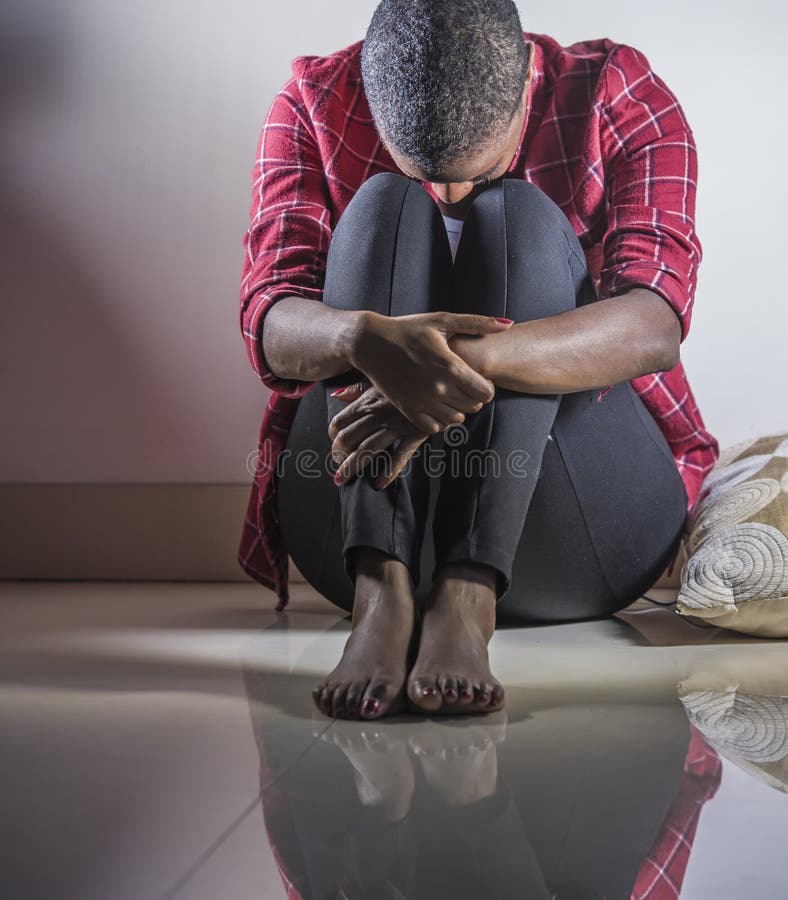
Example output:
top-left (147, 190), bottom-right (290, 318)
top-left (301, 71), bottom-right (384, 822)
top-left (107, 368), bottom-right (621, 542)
top-left (407, 562), bottom-right (505, 715)
top-left (316, 720), bottom-right (415, 821)
top-left (313, 548), bottom-right (416, 720)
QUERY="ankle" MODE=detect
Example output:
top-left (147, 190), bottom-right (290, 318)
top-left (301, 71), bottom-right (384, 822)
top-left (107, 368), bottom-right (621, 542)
top-left (431, 564), bottom-right (497, 636)
top-left (354, 547), bottom-right (412, 586)
top-left (434, 561), bottom-right (498, 595)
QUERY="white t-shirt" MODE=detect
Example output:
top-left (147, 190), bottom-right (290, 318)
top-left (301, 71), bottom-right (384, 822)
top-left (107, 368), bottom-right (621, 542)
top-left (442, 215), bottom-right (464, 262)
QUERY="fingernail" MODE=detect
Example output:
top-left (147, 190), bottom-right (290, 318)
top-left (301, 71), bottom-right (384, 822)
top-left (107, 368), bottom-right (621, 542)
top-left (495, 317), bottom-right (514, 324)
top-left (333, 471), bottom-right (344, 485)
top-left (373, 476), bottom-right (388, 490)
top-left (329, 388), bottom-right (346, 397)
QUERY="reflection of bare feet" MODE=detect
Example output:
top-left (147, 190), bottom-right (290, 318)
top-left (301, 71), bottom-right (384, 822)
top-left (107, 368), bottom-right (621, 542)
top-left (409, 713), bottom-right (507, 807)
top-left (407, 563), bottom-right (505, 715)
top-left (313, 549), bottom-right (415, 720)
top-left (317, 719), bottom-right (415, 822)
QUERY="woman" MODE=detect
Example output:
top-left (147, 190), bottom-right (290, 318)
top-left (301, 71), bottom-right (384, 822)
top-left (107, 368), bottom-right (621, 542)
top-left (239, 1), bottom-right (718, 721)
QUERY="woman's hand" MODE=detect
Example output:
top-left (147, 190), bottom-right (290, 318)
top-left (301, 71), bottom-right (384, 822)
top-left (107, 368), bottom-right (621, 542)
top-left (349, 311), bottom-right (513, 433)
top-left (328, 380), bottom-right (430, 487)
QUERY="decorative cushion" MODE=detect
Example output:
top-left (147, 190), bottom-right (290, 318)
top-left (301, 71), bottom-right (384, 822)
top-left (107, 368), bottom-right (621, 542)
top-left (676, 433), bottom-right (788, 637)
top-left (678, 657), bottom-right (788, 792)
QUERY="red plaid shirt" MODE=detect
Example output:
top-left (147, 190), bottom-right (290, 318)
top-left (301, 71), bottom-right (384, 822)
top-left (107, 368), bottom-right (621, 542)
top-left (630, 724), bottom-right (722, 899)
top-left (238, 33), bottom-right (720, 608)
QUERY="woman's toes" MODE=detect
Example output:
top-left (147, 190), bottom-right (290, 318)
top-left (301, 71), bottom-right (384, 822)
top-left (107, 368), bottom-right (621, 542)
top-left (489, 684), bottom-right (506, 708)
top-left (456, 677), bottom-right (475, 704)
top-left (344, 680), bottom-right (368, 718)
top-left (360, 679), bottom-right (396, 719)
top-left (408, 676), bottom-right (442, 711)
top-left (331, 683), bottom-right (349, 718)
top-left (438, 674), bottom-right (459, 703)
top-left (319, 685), bottom-right (335, 716)
top-left (475, 683), bottom-right (492, 706)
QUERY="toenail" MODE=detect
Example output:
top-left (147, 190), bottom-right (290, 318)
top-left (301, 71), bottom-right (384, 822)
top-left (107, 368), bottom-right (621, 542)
top-left (361, 698), bottom-right (379, 715)
top-left (422, 687), bottom-right (437, 696)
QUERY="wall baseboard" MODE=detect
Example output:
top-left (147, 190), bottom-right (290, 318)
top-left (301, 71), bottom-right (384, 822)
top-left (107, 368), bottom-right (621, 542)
top-left (0, 483), bottom-right (306, 583)
top-left (0, 483), bottom-right (679, 592)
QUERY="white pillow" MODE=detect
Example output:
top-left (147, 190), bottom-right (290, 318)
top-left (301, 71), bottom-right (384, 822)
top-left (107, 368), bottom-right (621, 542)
top-left (676, 433), bottom-right (788, 637)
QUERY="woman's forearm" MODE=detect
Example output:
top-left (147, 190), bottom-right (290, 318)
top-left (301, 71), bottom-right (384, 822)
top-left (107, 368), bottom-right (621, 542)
top-left (449, 289), bottom-right (681, 394)
top-left (261, 297), bottom-right (364, 382)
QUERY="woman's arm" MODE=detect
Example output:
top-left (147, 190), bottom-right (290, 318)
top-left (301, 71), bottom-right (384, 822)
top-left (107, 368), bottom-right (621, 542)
top-left (326, 286), bottom-right (679, 485)
top-left (448, 287), bottom-right (681, 394)
top-left (263, 298), bottom-right (512, 432)
top-left (262, 296), bottom-right (364, 382)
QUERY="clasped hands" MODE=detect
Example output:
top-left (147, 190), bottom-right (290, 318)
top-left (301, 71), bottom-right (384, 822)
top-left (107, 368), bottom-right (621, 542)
top-left (329, 310), bottom-right (513, 488)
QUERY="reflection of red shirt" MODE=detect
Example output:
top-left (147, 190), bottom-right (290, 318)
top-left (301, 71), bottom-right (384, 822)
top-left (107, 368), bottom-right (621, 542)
top-left (255, 722), bottom-right (721, 899)
top-left (238, 33), bottom-right (720, 608)
top-left (630, 725), bottom-right (722, 899)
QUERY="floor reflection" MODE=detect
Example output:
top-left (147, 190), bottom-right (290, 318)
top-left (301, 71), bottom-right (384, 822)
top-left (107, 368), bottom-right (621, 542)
top-left (1, 583), bottom-right (786, 899)
top-left (679, 656), bottom-right (788, 794)
top-left (244, 663), bottom-right (732, 900)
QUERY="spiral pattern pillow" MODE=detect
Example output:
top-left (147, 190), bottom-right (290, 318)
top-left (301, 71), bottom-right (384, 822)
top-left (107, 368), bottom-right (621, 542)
top-left (676, 433), bottom-right (788, 637)
top-left (678, 661), bottom-right (788, 792)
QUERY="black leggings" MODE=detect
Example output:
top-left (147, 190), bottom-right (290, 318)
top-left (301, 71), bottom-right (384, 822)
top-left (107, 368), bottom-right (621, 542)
top-left (275, 173), bottom-right (687, 625)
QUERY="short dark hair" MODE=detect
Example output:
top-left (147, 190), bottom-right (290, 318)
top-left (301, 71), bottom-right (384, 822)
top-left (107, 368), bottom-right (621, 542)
top-left (360, 0), bottom-right (528, 179)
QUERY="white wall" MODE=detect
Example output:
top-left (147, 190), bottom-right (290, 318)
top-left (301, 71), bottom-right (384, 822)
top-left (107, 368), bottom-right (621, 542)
top-left (1, 0), bottom-right (785, 484)
top-left (682, 760), bottom-right (788, 899)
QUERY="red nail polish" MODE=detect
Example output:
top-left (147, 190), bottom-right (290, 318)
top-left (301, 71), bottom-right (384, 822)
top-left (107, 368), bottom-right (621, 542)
top-left (495, 317), bottom-right (514, 324)
top-left (333, 472), bottom-right (344, 485)
top-left (330, 387), bottom-right (346, 397)
top-left (374, 476), bottom-right (387, 490)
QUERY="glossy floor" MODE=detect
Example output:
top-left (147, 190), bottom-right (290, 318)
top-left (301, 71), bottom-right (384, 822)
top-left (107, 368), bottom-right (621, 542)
top-left (0, 581), bottom-right (786, 900)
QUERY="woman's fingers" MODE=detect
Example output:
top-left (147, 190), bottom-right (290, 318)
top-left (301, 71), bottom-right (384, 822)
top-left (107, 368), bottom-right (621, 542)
top-left (432, 383), bottom-right (488, 416)
top-left (334, 427), bottom-right (400, 484)
top-left (328, 390), bottom-right (382, 442)
top-left (329, 379), bottom-right (370, 404)
top-left (331, 413), bottom-right (383, 462)
top-left (442, 352), bottom-right (496, 405)
top-left (431, 312), bottom-right (514, 336)
top-left (375, 436), bottom-right (429, 490)
top-left (406, 398), bottom-right (474, 434)
top-left (421, 398), bottom-right (477, 431)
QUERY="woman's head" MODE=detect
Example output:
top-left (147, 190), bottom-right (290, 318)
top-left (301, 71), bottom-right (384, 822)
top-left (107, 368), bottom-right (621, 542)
top-left (360, 0), bottom-right (529, 182)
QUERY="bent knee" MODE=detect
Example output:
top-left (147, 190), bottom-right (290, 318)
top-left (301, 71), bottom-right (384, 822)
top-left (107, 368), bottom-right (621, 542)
top-left (503, 179), bottom-right (561, 215)
top-left (353, 170), bottom-right (411, 204)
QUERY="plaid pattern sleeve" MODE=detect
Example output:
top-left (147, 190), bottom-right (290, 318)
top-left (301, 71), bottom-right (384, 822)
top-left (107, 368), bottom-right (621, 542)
top-left (598, 45), bottom-right (702, 341)
top-left (239, 74), bottom-right (333, 398)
